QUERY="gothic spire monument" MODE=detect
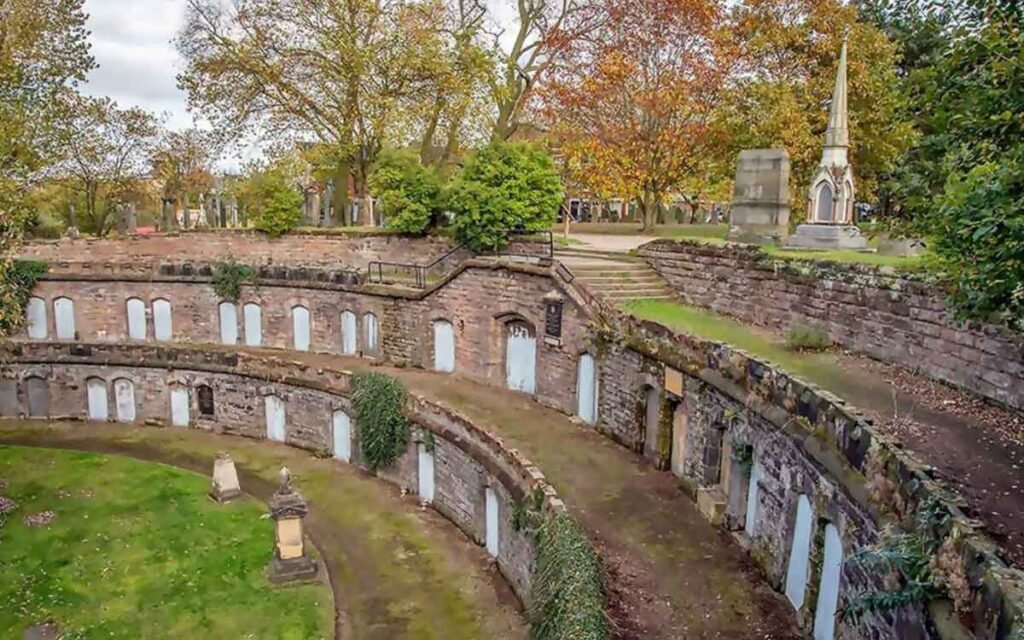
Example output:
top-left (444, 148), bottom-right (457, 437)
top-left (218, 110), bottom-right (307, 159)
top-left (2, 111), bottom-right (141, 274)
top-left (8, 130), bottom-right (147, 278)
top-left (785, 36), bottom-right (869, 250)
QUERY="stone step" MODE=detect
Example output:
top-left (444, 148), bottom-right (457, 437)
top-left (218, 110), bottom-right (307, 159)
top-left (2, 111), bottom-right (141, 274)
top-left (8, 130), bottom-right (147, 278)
top-left (569, 264), bottom-right (653, 275)
top-left (584, 285), bottom-right (675, 295)
top-left (577, 275), bottom-right (664, 284)
top-left (555, 247), bottom-right (644, 262)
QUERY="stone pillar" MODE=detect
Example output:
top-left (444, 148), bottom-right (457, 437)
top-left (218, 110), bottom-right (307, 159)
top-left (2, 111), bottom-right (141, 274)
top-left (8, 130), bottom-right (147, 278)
top-left (726, 149), bottom-right (791, 245)
top-left (209, 452), bottom-right (242, 503)
top-left (266, 467), bottom-right (318, 583)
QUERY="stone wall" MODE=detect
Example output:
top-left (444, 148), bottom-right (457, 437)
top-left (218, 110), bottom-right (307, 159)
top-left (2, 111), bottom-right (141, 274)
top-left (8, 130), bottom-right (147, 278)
top-left (0, 342), bottom-right (566, 607)
top-left (640, 240), bottom-right (1024, 411)
top-left (18, 230), bottom-right (456, 269)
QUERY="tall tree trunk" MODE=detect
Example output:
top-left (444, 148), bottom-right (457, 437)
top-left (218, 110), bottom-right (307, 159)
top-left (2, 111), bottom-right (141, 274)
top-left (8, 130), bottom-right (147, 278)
top-left (331, 163), bottom-right (352, 226)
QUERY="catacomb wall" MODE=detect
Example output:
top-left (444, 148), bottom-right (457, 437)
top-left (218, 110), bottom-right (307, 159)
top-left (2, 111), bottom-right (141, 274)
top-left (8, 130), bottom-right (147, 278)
top-left (0, 342), bottom-right (555, 605)
top-left (640, 240), bottom-right (1024, 411)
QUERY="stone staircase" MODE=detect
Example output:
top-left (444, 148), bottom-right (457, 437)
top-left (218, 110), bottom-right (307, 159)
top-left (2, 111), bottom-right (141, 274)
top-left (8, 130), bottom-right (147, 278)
top-left (554, 247), bottom-right (675, 303)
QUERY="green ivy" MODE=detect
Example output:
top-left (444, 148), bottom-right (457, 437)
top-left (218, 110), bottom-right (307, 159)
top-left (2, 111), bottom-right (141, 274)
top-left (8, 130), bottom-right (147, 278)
top-left (352, 372), bottom-right (409, 472)
top-left (0, 259), bottom-right (47, 337)
top-left (212, 257), bottom-right (257, 302)
top-left (529, 511), bottom-right (608, 640)
top-left (730, 439), bottom-right (753, 471)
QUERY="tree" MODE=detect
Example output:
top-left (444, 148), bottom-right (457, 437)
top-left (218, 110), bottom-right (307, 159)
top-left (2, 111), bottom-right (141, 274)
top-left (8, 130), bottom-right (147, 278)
top-left (253, 180), bottom-right (303, 237)
top-left (541, 0), bottom-right (737, 230)
top-left (150, 127), bottom-right (218, 229)
top-left (722, 0), bottom-right (913, 210)
top-left (51, 96), bottom-right (158, 235)
top-left (369, 149), bottom-right (442, 234)
top-left (446, 141), bottom-right (562, 251)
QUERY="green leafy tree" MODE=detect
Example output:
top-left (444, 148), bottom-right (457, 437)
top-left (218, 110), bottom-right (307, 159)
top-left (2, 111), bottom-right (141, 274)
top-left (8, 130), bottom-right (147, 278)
top-left (253, 180), bottom-right (303, 237)
top-left (369, 149), bottom-right (441, 234)
top-left (445, 142), bottom-right (563, 251)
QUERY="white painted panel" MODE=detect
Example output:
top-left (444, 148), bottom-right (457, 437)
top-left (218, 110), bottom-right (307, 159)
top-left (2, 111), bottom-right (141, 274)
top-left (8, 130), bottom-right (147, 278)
top-left (54, 297), bottom-right (75, 340)
top-left (341, 311), bottom-right (357, 355)
top-left (417, 443), bottom-right (435, 503)
top-left (671, 405), bottom-right (688, 477)
top-left (170, 387), bottom-right (190, 427)
top-left (576, 353), bottom-right (598, 424)
top-left (152, 299), bottom-right (173, 341)
top-left (26, 297), bottom-right (47, 339)
top-left (814, 524), bottom-right (844, 640)
top-left (218, 302), bottom-right (238, 345)
top-left (433, 320), bottom-right (455, 372)
top-left (643, 387), bottom-right (660, 459)
top-left (332, 410), bottom-right (352, 462)
top-left (292, 306), bottom-right (311, 351)
top-left (243, 303), bottom-right (262, 347)
top-left (505, 323), bottom-right (536, 394)
top-left (265, 394), bottom-right (286, 442)
top-left (86, 378), bottom-right (108, 421)
top-left (363, 313), bottom-right (378, 356)
top-left (485, 486), bottom-right (499, 558)
top-left (126, 298), bottom-right (146, 340)
top-left (744, 457), bottom-right (760, 537)
top-left (785, 494), bottom-right (815, 610)
top-left (113, 378), bottom-right (136, 422)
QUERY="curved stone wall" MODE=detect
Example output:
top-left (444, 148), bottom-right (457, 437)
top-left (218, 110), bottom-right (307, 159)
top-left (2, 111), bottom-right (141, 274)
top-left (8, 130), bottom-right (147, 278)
top-left (0, 341), bottom-right (567, 608)
top-left (14, 246), bottom-right (1024, 639)
top-left (640, 240), bottom-right (1024, 411)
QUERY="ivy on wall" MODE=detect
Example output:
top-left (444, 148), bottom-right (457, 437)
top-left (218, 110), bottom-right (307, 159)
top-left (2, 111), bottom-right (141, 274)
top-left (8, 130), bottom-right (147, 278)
top-left (352, 372), bottom-right (409, 472)
top-left (0, 259), bottom-right (47, 337)
top-left (212, 256), bottom-right (258, 302)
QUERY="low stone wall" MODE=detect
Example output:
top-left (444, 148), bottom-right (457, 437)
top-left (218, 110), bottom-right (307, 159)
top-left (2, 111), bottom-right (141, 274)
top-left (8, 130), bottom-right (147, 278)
top-left (19, 230), bottom-right (456, 270)
top-left (639, 240), bottom-right (1024, 411)
top-left (0, 341), bottom-right (571, 608)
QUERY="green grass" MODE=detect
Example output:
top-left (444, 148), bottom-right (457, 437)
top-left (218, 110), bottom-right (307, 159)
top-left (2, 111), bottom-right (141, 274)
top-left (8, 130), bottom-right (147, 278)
top-left (623, 299), bottom-right (854, 397)
top-left (0, 446), bottom-right (333, 639)
top-left (553, 236), bottom-right (584, 247)
top-left (760, 244), bottom-right (927, 270)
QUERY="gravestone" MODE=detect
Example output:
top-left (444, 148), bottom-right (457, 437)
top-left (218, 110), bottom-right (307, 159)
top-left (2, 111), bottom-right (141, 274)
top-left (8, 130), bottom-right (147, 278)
top-left (726, 149), bottom-right (791, 245)
top-left (266, 467), bottom-right (318, 583)
top-left (209, 452), bottom-right (242, 503)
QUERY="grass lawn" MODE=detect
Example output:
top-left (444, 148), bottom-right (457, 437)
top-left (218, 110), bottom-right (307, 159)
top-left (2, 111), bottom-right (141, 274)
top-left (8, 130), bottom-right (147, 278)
top-left (623, 299), bottom-right (853, 397)
top-left (0, 446), bottom-right (333, 640)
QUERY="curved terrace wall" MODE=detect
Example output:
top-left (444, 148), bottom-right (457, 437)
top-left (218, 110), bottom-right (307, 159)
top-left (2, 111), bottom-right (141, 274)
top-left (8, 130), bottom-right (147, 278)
top-left (0, 341), bottom-right (565, 608)
top-left (13, 245), bottom-right (1024, 639)
top-left (639, 239), bottom-right (1024, 411)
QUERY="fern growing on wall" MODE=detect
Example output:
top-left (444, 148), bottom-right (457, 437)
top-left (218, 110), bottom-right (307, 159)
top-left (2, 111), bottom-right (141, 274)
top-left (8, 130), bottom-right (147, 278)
top-left (212, 256), bottom-right (257, 302)
top-left (352, 372), bottom-right (409, 472)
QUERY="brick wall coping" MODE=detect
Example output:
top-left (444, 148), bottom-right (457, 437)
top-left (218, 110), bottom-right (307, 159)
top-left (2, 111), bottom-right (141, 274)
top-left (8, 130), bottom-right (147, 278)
top-left (593, 307), bottom-right (1024, 639)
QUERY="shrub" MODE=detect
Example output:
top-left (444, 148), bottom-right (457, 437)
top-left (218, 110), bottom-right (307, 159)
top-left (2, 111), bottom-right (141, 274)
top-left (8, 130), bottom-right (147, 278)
top-left (445, 142), bottom-right (563, 252)
top-left (0, 259), bottom-right (48, 337)
top-left (369, 149), bottom-right (441, 235)
top-left (253, 182), bottom-right (303, 237)
top-left (351, 372), bottom-right (409, 471)
top-left (785, 324), bottom-right (832, 351)
top-left (212, 256), bottom-right (257, 302)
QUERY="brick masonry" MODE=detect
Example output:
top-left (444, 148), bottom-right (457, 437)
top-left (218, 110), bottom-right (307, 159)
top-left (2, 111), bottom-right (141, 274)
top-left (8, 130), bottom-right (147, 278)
top-left (640, 240), bottom-right (1024, 411)
top-left (0, 342), bottom-right (564, 608)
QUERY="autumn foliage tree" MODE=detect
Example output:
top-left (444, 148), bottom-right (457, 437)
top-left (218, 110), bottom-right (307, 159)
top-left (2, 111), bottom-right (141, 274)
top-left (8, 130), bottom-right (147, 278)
top-left (541, 0), bottom-right (737, 230)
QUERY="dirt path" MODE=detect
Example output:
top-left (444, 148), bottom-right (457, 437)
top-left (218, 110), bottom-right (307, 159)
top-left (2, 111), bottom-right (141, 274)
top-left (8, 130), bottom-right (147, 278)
top-left (0, 421), bottom-right (526, 640)
top-left (269, 350), bottom-right (800, 640)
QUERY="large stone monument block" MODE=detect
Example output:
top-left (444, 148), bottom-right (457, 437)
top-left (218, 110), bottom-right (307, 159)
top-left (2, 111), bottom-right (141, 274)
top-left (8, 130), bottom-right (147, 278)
top-left (726, 149), bottom-right (791, 245)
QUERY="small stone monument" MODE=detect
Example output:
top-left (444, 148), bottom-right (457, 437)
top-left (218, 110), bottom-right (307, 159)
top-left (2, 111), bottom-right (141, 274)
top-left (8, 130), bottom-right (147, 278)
top-left (266, 467), bottom-right (318, 583)
top-left (209, 451), bottom-right (242, 503)
top-left (785, 36), bottom-right (869, 251)
top-left (726, 149), bottom-right (791, 245)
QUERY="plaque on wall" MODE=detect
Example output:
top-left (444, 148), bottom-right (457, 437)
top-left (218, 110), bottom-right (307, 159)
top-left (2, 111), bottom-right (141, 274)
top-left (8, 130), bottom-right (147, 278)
top-left (545, 302), bottom-right (563, 338)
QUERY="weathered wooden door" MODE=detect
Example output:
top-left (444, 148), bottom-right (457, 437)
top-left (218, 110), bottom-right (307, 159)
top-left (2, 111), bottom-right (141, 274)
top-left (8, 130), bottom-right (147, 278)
top-left (332, 409), bottom-right (352, 462)
top-left (433, 320), bottom-right (455, 372)
top-left (54, 297), bottom-right (75, 340)
top-left (505, 323), bottom-right (536, 394)
top-left (26, 297), bottom-right (47, 339)
top-left (417, 442), bottom-right (434, 503)
top-left (340, 311), bottom-right (357, 355)
top-left (114, 378), bottom-right (136, 422)
top-left (813, 524), bottom-right (843, 640)
top-left (292, 306), bottom-right (311, 351)
top-left (785, 494), bottom-right (814, 610)
top-left (670, 404), bottom-right (688, 477)
top-left (170, 386), bottom-right (190, 427)
top-left (265, 394), bottom-right (286, 442)
top-left (26, 377), bottom-right (49, 417)
top-left (126, 298), bottom-right (146, 340)
top-left (576, 353), bottom-right (598, 424)
top-left (219, 302), bottom-right (238, 345)
top-left (243, 303), bottom-right (262, 347)
top-left (152, 299), bottom-right (173, 342)
top-left (86, 378), bottom-right (108, 421)
top-left (744, 456), bottom-right (760, 537)
top-left (643, 387), bottom-right (660, 460)
top-left (485, 486), bottom-right (499, 558)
